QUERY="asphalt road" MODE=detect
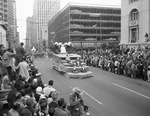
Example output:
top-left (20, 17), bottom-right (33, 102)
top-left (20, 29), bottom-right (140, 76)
top-left (35, 58), bottom-right (150, 116)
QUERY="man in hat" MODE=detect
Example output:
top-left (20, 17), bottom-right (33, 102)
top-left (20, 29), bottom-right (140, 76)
top-left (68, 87), bottom-right (85, 116)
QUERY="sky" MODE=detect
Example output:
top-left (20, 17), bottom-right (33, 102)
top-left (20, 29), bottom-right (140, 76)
top-left (16, 0), bottom-right (121, 42)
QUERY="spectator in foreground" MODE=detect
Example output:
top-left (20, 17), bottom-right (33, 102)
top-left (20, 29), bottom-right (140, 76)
top-left (48, 91), bottom-right (59, 116)
top-left (8, 102), bottom-right (20, 116)
top-left (19, 107), bottom-right (32, 116)
top-left (2, 48), bottom-right (16, 81)
top-left (16, 56), bottom-right (30, 81)
top-left (54, 98), bottom-right (68, 116)
top-left (43, 80), bottom-right (56, 97)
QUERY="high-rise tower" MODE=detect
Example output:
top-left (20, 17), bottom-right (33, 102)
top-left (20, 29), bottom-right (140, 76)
top-left (33, 0), bottom-right (60, 50)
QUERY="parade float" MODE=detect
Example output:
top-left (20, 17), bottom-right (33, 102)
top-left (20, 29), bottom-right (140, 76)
top-left (52, 42), bottom-right (93, 79)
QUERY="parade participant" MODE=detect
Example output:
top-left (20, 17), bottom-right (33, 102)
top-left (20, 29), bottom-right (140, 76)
top-left (75, 57), bottom-right (81, 66)
top-left (68, 87), bottom-right (85, 116)
top-left (15, 42), bottom-right (26, 66)
top-left (66, 54), bottom-right (70, 62)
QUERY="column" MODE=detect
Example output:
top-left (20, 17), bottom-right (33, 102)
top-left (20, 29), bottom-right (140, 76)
top-left (137, 28), bottom-right (139, 42)
top-left (128, 29), bottom-right (132, 43)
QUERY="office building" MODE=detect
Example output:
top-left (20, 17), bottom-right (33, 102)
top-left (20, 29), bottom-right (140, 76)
top-left (121, 0), bottom-right (150, 47)
top-left (33, 0), bottom-right (60, 50)
top-left (13, 0), bottom-right (18, 47)
top-left (48, 3), bottom-right (121, 49)
top-left (0, 0), bottom-right (15, 48)
top-left (26, 16), bottom-right (34, 51)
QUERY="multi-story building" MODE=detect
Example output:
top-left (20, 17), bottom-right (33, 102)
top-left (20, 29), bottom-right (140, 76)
top-left (7, 0), bottom-right (14, 48)
top-left (33, 0), bottom-right (60, 50)
top-left (48, 3), bottom-right (121, 49)
top-left (13, 0), bottom-right (18, 47)
top-left (0, 0), bottom-right (15, 48)
top-left (121, 0), bottom-right (150, 47)
top-left (26, 17), bottom-right (34, 51)
top-left (0, 0), bottom-right (8, 24)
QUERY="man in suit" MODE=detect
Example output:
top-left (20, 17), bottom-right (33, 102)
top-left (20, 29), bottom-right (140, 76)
top-left (15, 42), bottom-right (26, 66)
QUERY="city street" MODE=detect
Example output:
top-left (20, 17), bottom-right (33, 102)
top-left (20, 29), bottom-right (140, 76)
top-left (35, 58), bottom-right (150, 116)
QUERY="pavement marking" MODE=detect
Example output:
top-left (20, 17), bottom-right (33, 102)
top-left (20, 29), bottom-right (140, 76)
top-left (113, 83), bottom-right (150, 99)
top-left (70, 86), bottom-right (102, 105)
top-left (83, 90), bottom-right (102, 105)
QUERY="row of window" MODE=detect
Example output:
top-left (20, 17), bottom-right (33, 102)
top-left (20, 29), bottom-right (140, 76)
top-left (70, 15), bottom-right (120, 21)
top-left (129, 0), bottom-right (138, 3)
top-left (70, 22), bottom-right (120, 28)
top-left (70, 29), bottom-right (120, 34)
top-left (70, 7), bottom-right (121, 14)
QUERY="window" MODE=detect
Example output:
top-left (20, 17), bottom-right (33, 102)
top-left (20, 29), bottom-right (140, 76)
top-left (129, 0), bottom-right (138, 3)
top-left (130, 9), bottom-right (139, 21)
top-left (131, 28), bottom-right (137, 43)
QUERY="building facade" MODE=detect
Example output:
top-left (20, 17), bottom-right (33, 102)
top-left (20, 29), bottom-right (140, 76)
top-left (0, 25), bottom-right (7, 47)
top-left (48, 3), bottom-right (121, 49)
top-left (0, 0), bottom-right (15, 48)
top-left (121, 0), bottom-right (150, 47)
top-left (26, 17), bottom-right (34, 52)
top-left (13, 0), bottom-right (18, 47)
top-left (33, 0), bottom-right (60, 50)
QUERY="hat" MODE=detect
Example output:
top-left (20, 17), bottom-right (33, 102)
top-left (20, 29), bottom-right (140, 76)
top-left (39, 94), bottom-right (46, 100)
top-left (33, 78), bottom-right (38, 83)
top-left (36, 86), bottom-right (42, 93)
top-left (72, 87), bottom-right (83, 95)
top-left (36, 73), bottom-right (41, 77)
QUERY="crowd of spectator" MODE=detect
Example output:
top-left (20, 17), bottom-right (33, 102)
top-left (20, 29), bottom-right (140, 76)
top-left (83, 45), bottom-right (150, 83)
top-left (0, 43), bottom-right (87, 116)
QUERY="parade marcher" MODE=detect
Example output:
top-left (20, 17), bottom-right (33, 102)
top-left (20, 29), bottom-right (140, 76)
top-left (68, 87), bottom-right (85, 116)
top-left (15, 42), bottom-right (26, 66)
